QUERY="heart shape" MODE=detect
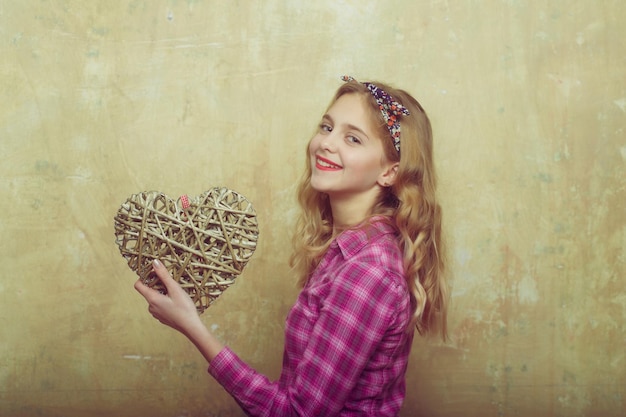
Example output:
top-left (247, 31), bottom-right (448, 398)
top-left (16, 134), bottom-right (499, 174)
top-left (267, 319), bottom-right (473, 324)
top-left (114, 187), bottom-right (259, 313)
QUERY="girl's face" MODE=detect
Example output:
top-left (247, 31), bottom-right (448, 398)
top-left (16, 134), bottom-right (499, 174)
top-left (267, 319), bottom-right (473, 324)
top-left (309, 93), bottom-right (397, 202)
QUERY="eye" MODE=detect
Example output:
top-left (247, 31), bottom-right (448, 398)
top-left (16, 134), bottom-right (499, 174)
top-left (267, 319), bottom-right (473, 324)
top-left (319, 123), bottom-right (332, 133)
top-left (347, 135), bottom-right (362, 145)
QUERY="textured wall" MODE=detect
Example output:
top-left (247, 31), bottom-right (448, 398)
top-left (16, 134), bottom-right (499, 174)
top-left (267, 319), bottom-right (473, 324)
top-left (1, 1), bottom-right (624, 416)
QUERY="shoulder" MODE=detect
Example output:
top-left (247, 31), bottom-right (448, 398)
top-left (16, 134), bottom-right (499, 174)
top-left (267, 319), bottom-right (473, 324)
top-left (337, 218), bottom-right (403, 274)
top-left (333, 220), bottom-right (407, 298)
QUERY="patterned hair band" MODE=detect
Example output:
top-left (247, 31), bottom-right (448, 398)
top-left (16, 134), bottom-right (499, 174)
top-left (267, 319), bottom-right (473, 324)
top-left (341, 75), bottom-right (410, 153)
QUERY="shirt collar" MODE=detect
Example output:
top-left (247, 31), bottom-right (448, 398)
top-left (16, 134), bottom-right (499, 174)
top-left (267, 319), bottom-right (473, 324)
top-left (335, 216), bottom-right (396, 259)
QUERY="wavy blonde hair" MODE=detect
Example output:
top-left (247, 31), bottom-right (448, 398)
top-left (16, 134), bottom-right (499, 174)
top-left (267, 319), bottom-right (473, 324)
top-left (289, 79), bottom-right (449, 340)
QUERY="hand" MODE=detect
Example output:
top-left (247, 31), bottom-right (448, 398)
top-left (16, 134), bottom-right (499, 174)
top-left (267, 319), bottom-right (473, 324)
top-left (134, 259), bottom-right (201, 335)
top-left (134, 259), bottom-right (225, 363)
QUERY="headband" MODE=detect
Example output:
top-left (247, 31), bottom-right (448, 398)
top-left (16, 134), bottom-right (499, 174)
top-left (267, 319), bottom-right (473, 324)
top-left (341, 75), bottom-right (410, 153)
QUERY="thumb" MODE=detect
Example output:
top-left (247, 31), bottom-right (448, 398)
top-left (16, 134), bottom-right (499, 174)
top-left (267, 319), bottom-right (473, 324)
top-left (151, 259), bottom-right (179, 291)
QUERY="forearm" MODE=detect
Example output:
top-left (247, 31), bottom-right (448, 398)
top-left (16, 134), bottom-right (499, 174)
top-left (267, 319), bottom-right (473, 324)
top-left (182, 319), bottom-right (225, 364)
top-left (135, 260), bottom-right (226, 363)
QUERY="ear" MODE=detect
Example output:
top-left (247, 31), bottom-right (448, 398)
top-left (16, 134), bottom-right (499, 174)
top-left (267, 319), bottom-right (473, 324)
top-left (377, 162), bottom-right (399, 187)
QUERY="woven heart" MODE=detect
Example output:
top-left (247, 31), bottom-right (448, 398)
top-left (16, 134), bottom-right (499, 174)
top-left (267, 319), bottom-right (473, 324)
top-left (114, 188), bottom-right (258, 314)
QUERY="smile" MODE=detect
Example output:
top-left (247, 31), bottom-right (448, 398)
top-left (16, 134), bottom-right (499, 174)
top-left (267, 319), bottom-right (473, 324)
top-left (316, 156), bottom-right (342, 171)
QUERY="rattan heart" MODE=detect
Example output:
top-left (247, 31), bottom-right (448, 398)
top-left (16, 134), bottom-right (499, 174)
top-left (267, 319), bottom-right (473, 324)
top-left (114, 187), bottom-right (258, 314)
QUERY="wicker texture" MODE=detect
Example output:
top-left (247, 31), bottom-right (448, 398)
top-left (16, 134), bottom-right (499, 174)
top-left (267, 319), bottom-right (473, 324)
top-left (114, 188), bottom-right (258, 313)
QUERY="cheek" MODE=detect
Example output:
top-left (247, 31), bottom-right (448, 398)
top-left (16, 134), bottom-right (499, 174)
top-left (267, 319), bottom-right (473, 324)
top-left (308, 136), bottom-right (321, 156)
top-left (350, 154), bottom-right (386, 179)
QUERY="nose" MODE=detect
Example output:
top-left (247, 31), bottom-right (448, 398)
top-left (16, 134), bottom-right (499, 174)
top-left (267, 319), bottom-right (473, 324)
top-left (319, 131), bottom-right (339, 153)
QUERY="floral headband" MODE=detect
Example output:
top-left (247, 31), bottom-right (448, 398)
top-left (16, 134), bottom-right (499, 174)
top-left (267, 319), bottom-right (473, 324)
top-left (341, 75), bottom-right (410, 153)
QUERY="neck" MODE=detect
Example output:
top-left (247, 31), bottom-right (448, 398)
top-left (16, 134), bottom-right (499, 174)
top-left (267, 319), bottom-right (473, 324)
top-left (329, 189), bottom-right (380, 233)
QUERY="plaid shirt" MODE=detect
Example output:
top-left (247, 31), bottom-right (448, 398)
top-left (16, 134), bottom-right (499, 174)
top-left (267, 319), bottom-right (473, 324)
top-left (209, 218), bottom-right (414, 416)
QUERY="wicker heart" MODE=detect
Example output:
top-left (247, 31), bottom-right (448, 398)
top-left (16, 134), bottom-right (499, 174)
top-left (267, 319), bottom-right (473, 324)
top-left (114, 187), bottom-right (258, 314)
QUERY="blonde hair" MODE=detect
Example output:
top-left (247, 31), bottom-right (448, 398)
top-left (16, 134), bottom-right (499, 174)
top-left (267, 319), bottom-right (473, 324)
top-left (289, 79), bottom-right (449, 341)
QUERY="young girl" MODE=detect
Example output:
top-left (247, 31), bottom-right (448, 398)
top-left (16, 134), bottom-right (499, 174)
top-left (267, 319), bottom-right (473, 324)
top-left (134, 76), bottom-right (449, 416)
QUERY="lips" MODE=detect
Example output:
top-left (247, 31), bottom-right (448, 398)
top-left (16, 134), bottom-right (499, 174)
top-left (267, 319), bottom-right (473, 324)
top-left (315, 156), bottom-right (342, 171)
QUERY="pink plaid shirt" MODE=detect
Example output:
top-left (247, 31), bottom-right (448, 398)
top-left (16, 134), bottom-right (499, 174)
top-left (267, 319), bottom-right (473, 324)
top-left (209, 218), bottom-right (414, 416)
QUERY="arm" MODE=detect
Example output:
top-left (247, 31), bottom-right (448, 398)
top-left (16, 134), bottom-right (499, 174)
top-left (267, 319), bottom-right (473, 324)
top-left (209, 262), bottom-right (401, 416)
top-left (135, 259), bottom-right (401, 416)
top-left (133, 259), bottom-right (224, 363)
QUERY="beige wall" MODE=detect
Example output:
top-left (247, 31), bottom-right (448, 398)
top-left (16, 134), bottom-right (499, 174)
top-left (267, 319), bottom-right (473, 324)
top-left (1, 1), bottom-right (624, 416)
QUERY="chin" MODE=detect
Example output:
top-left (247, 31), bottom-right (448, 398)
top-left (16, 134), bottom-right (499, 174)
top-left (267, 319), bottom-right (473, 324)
top-left (309, 179), bottom-right (331, 193)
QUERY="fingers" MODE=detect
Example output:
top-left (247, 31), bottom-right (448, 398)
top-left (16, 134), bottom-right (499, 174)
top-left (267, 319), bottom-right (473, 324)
top-left (134, 259), bottom-right (189, 311)
top-left (133, 260), bottom-right (170, 300)
top-left (134, 259), bottom-right (182, 300)
top-left (133, 278), bottom-right (152, 298)
top-left (151, 259), bottom-right (178, 291)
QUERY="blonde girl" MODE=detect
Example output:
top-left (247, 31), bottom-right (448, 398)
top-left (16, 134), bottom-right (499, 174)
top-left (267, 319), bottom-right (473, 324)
top-left (135, 76), bottom-right (449, 416)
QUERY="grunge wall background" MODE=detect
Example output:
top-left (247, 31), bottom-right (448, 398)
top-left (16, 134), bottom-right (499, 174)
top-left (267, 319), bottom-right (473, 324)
top-left (1, 1), bottom-right (624, 416)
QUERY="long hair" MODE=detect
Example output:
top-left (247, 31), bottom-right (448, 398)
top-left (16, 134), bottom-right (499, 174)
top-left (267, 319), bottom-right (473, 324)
top-left (289, 79), bottom-right (449, 341)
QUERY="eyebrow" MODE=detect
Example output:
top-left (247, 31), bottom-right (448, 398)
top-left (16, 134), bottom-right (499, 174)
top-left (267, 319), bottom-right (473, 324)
top-left (322, 114), bottom-right (371, 141)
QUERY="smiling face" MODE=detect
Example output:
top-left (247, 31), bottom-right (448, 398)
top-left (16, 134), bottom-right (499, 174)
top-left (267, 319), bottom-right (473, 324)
top-left (308, 93), bottom-right (398, 212)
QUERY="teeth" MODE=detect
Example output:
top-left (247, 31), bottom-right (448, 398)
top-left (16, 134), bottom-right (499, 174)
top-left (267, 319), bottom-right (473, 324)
top-left (317, 158), bottom-right (340, 169)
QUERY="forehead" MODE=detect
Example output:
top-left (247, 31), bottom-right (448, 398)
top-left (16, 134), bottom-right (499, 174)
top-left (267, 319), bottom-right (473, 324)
top-left (327, 94), bottom-right (378, 131)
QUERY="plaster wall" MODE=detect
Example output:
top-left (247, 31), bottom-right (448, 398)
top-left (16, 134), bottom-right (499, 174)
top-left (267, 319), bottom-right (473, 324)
top-left (1, 1), bottom-right (624, 416)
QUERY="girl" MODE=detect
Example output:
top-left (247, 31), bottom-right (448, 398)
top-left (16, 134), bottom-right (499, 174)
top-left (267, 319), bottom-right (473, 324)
top-left (135, 76), bottom-right (449, 416)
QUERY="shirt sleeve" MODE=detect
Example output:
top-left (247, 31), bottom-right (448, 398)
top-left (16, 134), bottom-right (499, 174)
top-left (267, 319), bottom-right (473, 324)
top-left (208, 261), bottom-right (401, 416)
